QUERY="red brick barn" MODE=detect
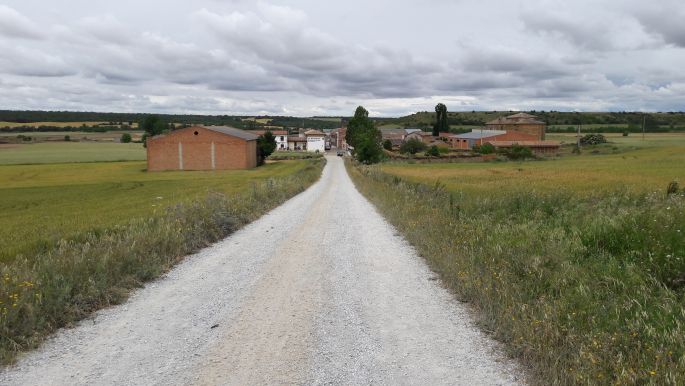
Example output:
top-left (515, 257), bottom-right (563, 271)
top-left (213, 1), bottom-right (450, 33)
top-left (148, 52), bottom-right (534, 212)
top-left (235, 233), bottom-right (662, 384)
top-left (146, 126), bottom-right (258, 171)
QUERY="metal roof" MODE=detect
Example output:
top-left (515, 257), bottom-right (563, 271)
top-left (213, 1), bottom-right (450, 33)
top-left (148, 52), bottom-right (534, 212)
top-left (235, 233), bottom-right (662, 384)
top-left (205, 126), bottom-right (259, 141)
top-left (454, 130), bottom-right (506, 139)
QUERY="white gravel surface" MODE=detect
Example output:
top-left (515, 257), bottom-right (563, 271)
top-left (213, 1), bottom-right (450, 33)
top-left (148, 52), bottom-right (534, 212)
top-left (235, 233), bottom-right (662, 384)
top-left (0, 155), bottom-right (523, 385)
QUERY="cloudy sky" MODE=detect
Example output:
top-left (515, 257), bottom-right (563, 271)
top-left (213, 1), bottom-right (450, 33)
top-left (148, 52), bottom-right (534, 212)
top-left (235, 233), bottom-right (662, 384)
top-left (1, 0), bottom-right (684, 116)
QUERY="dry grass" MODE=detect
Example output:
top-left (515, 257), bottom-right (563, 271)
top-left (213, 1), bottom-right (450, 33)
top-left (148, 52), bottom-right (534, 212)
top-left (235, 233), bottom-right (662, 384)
top-left (348, 142), bottom-right (685, 385)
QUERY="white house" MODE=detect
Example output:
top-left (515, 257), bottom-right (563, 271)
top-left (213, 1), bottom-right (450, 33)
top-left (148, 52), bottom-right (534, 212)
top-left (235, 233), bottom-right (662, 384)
top-left (304, 130), bottom-right (326, 152)
top-left (253, 130), bottom-right (289, 150)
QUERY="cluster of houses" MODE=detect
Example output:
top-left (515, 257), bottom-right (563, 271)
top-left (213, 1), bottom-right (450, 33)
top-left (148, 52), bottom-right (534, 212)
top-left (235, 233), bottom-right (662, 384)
top-left (145, 113), bottom-right (558, 172)
top-left (379, 113), bottom-right (560, 155)
top-left (252, 129), bottom-right (329, 152)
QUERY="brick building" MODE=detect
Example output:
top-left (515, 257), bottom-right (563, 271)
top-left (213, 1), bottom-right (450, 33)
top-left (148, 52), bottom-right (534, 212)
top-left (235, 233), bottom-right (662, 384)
top-left (485, 113), bottom-right (546, 140)
top-left (146, 126), bottom-right (258, 171)
top-left (449, 130), bottom-right (538, 150)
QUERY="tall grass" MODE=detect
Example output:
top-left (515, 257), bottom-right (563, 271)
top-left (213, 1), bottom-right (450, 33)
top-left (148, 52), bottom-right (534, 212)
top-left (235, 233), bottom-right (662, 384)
top-left (348, 161), bottom-right (685, 385)
top-left (0, 158), bottom-right (324, 364)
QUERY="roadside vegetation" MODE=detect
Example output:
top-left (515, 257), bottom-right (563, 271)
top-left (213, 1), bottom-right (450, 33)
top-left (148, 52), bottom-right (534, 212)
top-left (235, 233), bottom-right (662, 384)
top-left (0, 158), bottom-right (325, 364)
top-left (347, 139), bottom-right (685, 385)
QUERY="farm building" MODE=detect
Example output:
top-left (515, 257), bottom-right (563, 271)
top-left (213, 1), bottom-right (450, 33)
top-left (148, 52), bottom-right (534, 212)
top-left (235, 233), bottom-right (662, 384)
top-left (449, 130), bottom-right (538, 150)
top-left (486, 140), bottom-right (561, 155)
top-left (253, 130), bottom-right (289, 150)
top-left (304, 129), bottom-right (326, 152)
top-left (485, 112), bottom-right (546, 140)
top-left (146, 126), bottom-right (258, 171)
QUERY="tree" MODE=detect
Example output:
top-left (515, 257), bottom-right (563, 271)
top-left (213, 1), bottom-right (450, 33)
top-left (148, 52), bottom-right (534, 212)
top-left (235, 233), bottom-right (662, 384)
top-left (345, 106), bottom-right (376, 149)
top-left (64, 135), bottom-right (71, 142)
top-left (400, 138), bottom-right (427, 154)
top-left (140, 116), bottom-right (168, 136)
top-left (383, 139), bottom-right (393, 150)
top-left (120, 133), bottom-right (132, 143)
top-left (426, 145), bottom-right (440, 157)
top-left (354, 130), bottom-right (384, 164)
top-left (257, 131), bottom-right (277, 165)
top-left (433, 103), bottom-right (448, 137)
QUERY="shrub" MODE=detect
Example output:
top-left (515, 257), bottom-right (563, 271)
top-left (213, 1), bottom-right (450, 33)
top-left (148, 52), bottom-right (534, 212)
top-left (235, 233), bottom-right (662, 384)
top-left (477, 143), bottom-right (495, 154)
top-left (622, 131), bottom-right (629, 137)
top-left (354, 131), bottom-right (384, 164)
top-left (383, 139), bottom-right (393, 150)
top-left (426, 145), bottom-right (440, 157)
top-left (120, 133), bottom-right (132, 143)
top-left (667, 181), bottom-right (680, 195)
top-left (400, 138), bottom-right (427, 154)
top-left (64, 135), bottom-right (71, 142)
top-left (500, 144), bottom-right (533, 160)
top-left (580, 133), bottom-right (607, 145)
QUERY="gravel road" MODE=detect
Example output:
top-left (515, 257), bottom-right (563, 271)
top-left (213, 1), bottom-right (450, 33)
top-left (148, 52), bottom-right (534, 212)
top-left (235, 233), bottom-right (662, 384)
top-left (1, 155), bottom-right (523, 385)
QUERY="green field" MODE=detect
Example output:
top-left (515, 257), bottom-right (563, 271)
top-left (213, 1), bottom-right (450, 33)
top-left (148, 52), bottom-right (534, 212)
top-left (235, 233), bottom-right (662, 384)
top-left (349, 134), bottom-right (685, 384)
top-left (0, 160), bottom-right (312, 263)
top-left (0, 142), bottom-right (146, 165)
top-left (383, 134), bottom-right (685, 196)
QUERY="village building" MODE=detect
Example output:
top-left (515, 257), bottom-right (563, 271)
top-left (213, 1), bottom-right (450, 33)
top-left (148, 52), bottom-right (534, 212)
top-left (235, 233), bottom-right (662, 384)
top-left (146, 126), bottom-right (258, 171)
top-left (449, 129), bottom-right (539, 150)
top-left (304, 129), bottom-right (326, 152)
top-left (485, 112), bottom-right (546, 140)
top-left (253, 130), bottom-right (289, 150)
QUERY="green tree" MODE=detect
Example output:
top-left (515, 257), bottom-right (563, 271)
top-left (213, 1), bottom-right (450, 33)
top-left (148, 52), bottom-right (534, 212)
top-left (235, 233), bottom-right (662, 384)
top-left (140, 116), bottom-right (168, 136)
top-left (120, 133), bottom-right (132, 143)
top-left (64, 135), bottom-right (70, 142)
top-left (383, 139), bottom-right (393, 150)
top-left (257, 131), bottom-right (277, 165)
top-left (354, 130), bottom-right (384, 164)
top-left (433, 103), bottom-right (448, 137)
top-left (426, 145), bottom-right (440, 157)
top-left (400, 138), bottom-right (427, 154)
top-left (345, 106), bottom-right (377, 149)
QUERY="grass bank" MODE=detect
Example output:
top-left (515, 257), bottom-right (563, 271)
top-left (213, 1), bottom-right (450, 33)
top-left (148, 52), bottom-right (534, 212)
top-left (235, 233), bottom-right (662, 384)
top-left (0, 160), bottom-right (313, 263)
top-left (0, 158), bottom-right (325, 364)
top-left (0, 142), bottom-right (145, 165)
top-left (347, 158), bottom-right (684, 385)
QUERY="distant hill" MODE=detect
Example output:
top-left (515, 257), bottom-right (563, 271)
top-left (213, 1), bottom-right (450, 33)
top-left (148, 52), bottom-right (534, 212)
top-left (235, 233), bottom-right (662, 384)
top-left (383, 111), bottom-right (685, 133)
top-left (1, 110), bottom-right (684, 133)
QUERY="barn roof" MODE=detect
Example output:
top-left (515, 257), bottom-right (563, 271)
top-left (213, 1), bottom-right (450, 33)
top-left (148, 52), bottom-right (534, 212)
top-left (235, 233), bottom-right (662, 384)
top-left (486, 140), bottom-right (560, 148)
top-left (486, 113), bottom-right (545, 125)
top-left (454, 130), bottom-right (506, 139)
top-left (205, 126), bottom-right (259, 141)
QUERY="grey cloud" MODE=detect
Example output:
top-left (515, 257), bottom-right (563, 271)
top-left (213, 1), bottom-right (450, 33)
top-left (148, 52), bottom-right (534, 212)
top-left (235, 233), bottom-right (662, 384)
top-left (0, 5), bottom-right (44, 39)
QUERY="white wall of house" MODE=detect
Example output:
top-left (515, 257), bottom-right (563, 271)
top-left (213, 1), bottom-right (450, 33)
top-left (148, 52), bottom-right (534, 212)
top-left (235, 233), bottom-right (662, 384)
top-left (306, 136), bottom-right (326, 152)
top-left (275, 134), bottom-right (288, 150)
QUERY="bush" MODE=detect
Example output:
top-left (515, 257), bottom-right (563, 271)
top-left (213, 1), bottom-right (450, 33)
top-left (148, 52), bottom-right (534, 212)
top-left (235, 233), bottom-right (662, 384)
top-left (400, 138), bottom-right (427, 154)
top-left (426, 145), bottom-right (440, 157)
top-left (580, 133), bottom-right (607, 145)
top-left (500, 144), bottom-right (533, 160)
top-left (120, 133), bottom-right (132, 143)
top-left (355, 131), bottom-right (384, 164)
top-left (667, 181), bottom-right (680, 195)
top-left (64, 135), bottom-right (70, 142)
top-left (622, 131), bottom-right (629, 137)
top-left (383, 139), bottom-right (393, 150)
top-left (477, 143), bottom-right (495, 154)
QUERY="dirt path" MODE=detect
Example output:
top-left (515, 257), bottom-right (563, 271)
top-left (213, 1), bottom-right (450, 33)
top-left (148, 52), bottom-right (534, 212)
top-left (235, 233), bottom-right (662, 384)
top-left (0, 155), bottom-right (522, 385)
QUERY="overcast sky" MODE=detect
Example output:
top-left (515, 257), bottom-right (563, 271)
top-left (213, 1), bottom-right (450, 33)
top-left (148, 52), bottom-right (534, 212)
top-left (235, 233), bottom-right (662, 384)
top-left (1, 0), bottom-right (684, 116)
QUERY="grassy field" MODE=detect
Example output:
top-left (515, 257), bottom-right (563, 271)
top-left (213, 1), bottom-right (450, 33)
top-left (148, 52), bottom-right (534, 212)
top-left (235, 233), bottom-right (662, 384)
top-left (383, 137), bottom-right (685, 196)
top-left (348, 134), bottom-right (685, 384)
top-left (0, 142), bottom-right (146, 165)
top-left (0, 155), bottom-right (325, 364)
top-left (0, 160), bottom-right (314, 263)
